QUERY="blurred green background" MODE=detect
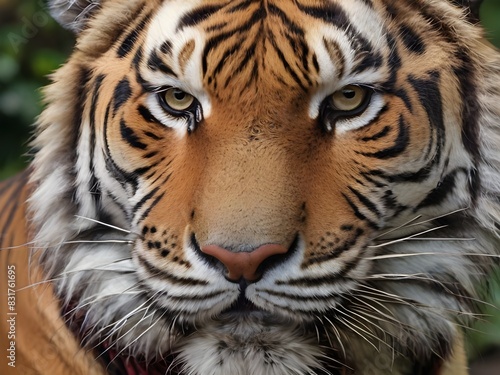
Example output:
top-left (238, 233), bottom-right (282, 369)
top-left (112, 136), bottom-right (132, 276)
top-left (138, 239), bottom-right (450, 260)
top-left (0, 0), bottom-right (499, 364)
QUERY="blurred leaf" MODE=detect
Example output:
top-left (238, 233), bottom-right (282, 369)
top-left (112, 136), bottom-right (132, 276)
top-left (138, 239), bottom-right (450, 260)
top-left (0, 54), bottom-right (19, 82)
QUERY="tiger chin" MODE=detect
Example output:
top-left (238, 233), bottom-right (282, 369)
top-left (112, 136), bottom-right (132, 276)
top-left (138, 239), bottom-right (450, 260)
top-left (1, 0), bottom-right (500, 374)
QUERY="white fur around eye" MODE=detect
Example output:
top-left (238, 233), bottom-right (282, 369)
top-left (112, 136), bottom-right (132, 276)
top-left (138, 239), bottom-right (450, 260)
top-left (331, 93), bottom-right (385, 134)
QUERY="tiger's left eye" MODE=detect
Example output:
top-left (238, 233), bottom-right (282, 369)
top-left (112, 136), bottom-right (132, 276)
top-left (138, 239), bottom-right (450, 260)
top-left (161, 88), bottom-right (195, 112)
top-left (331, 85), bottom-right (369, 112)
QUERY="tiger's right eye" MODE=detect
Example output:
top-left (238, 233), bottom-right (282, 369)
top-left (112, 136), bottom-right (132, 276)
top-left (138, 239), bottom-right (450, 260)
top-left (160, 88), bottom-right (195, 112)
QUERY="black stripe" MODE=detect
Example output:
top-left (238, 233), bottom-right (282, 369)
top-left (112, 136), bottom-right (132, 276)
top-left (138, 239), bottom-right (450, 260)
top-left (148, 163), bottom-right (172, 185)
top-left (382, 34), bottom-right (402, 91)
top-left (225, 39), bottom-right (258, 89)
top-left (138, 105), bottom-right (159, 123)
top-left (70, 67), bottom-right (93, 214)
top-left (279, 258), bottom-right (361, 286)
top-left (453, 49), bottom-right (480, 202)
top-left (117, 12), bottom-right (151, 58)
top-left (408, 71), bottom-right (445, 163)
top-left (360, 172), bottom-right (387, 188)
top-left (120, 119), bottom-right (147, 150)
top-left (147, 50), bottom-right (177, 77)
top-left (160, 41), bottom-right (173, 55)
top-left (212, 41), bottom-right (241, 79)
top-left (343, 193), bottom-right (379, 229)
top-left (88, 74), bottom-right (106, 211)
top-left (132, 165), bottom-right (154, 176)
top-left (138, 254), bottom-right (207, 286)
top-left (177, 4), bottom-right (224, 30)
top-left (399, 24), bottom-right (426, 55)
top-left (351, 31), bottom-right (383, 74)
top-left (295, 2), bottom-right (349, 29)
top-left (268, 4), bottom-right (304, 36)
top-left (132, 46), bottom-right (143, 69)
top-left (202, 7), bottom-right (266, 76)
top-left (133, 186), bottom-right (160, 215)
top-left (137, 191), bottom-right (165, 224)
top-left (113, 78), bottom-right (132, 115)
top-left (416, 169), bottom-right (464, 210)
top-left (348, 187), bottom-right (382, 218)
top-left (143, 131), bottom-right (162, 141)
top-left (228, 0), bottom-right (254, 13)
top-left (301, 228), bottom-right (365, 267)
top-left (269, 33), bottom-right (307, 91)
top-left (394, 88), bottom-right (413, 112)
top-left (103, 103), bottom-right (139, 193)
top-left (359, 115), bottom-right (409, 159)
top-left (361, 126), bottom-right (390, 142)
top-left (135, 172), bottom-right (172, 222)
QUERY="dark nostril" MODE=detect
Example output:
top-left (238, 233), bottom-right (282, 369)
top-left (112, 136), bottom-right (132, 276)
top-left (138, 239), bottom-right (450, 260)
top-left (200, 244), bottom-right (288, 282)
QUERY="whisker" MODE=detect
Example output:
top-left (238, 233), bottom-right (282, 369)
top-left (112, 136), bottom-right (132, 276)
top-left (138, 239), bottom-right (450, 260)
top-left (405, 207), bottom-right (470, 229)
top-left (368, 225), bottom-right (449, 248)
top-left (17, 258), bottom-right (134, 291)
top-left (75, 215), bottom-right (133, 235)
top-left (373, 215), bottom-right (422, 240)
top-left (323, 312), bottom-right (368, 359)
top-left (366, 252), bottom-right (500, 261)
top-left (62, 240), bottom-right (134, 245)
top-left (0, 241), bottom-right (49, 251)
top-left (108, 310), bottom-right (167, 367)
top-left (91, 292), bottom-right (161, 353)
top-left (374, 207), bottom-right (470, 242)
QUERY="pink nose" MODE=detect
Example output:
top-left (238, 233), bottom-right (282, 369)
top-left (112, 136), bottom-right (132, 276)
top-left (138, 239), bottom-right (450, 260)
top-left (201, 244), bottom-right (289, 282)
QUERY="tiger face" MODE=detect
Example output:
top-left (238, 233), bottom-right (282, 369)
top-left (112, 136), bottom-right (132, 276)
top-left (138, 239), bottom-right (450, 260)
top-left (30, 0), bottom-right (500, 374)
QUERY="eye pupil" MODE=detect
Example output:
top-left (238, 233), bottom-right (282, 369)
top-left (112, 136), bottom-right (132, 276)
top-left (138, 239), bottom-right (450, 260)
top-left (174, 90), bottom-right (186, 101)
top-left (343, 90), bottom-right (356, 99)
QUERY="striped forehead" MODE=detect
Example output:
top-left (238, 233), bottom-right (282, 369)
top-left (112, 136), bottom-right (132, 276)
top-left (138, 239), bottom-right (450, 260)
top-left (142, 0), bottom-right (388, 110)
top-left (143, 0), bottom-right (208, 92)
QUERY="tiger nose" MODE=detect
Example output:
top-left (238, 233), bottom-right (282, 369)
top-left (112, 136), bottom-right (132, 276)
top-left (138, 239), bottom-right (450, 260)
top-left (200, 244), bottom-right (289, 282)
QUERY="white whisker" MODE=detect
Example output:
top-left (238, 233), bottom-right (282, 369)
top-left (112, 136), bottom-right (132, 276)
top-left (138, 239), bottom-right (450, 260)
top-left (368, 225), bottom-right (451, 248)
top-left (75, 215), bottom-right (132, 234)
top-left (367, 252), bottom-right (500, 261)
top-left (373, 215), bottom-right (422, 240)
top-left (62, 240), bottom-right (134, 245)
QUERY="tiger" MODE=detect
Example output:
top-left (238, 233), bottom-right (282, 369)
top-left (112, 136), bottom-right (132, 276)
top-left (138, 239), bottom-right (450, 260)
top-left (1, 0), bottom-right (499, 374)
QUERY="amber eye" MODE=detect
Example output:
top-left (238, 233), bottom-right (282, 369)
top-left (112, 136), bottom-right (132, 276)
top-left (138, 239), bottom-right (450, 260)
top-left (161, 88), bottom-right (195, 112)
top-left (331, 85), bottom-right (368, 112)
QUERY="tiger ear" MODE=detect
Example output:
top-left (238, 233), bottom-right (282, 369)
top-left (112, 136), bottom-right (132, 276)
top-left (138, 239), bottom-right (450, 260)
top-left (450, 0), bottom-right (483, 22)
top-left (48, 0), bottom-right (103, 33)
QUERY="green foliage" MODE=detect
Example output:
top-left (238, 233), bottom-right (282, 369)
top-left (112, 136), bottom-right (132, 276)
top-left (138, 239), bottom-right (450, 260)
top-left (0, 0), bottom-right (73, 179)
top-left (481, 1), bottom-right (500, 47)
